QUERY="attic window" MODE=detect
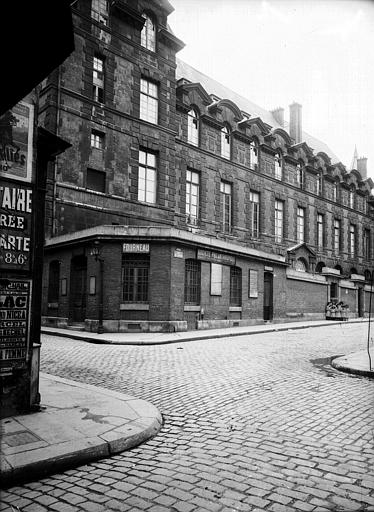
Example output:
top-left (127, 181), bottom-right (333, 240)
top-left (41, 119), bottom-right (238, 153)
top-left (141, 13), bottom-right (156, 52)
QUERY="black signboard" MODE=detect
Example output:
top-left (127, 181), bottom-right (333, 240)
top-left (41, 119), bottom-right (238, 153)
top-left (0, 279), bottom-right (31, 374)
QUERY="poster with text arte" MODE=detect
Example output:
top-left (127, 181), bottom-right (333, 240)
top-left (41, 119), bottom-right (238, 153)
top-left (0, 182), bottom-right (32, 271)
top-left (0, 279), bottom-right (31, 375)
top-left (0, 101), bottom-right (34, 183)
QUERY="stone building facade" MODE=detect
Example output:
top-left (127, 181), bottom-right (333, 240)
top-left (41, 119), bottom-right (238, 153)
top-left (39, 0), bottom-right (374, 332)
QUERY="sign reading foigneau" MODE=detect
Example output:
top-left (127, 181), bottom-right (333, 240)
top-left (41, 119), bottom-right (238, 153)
top-left (197, 249), bottom-right (235, 266)
top-left (0, 279), bottom-right (31, 374)
top-left (0, 183), bottom-right (32, 270)
top-left (123, 243), bottom-right (150, 253)
top-left (0, 102), bottom-right (34, 183)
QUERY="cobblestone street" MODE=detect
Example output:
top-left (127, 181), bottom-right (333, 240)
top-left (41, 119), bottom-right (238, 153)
top-left (1, 322), bottom-right (374, 512)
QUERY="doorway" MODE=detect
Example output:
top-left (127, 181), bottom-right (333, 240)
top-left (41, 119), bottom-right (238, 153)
top-left (69, 255), bottom-right (87, 322)
top-left (263, 271), bottom-right (273, 321)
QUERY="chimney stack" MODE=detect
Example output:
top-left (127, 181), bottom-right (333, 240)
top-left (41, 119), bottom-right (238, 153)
top-left (289, 102), bottom-right (302, 144)
top-left (271, 107), bottom-right (284, 127)
top-left (357, 157), bottom-right (368, 179)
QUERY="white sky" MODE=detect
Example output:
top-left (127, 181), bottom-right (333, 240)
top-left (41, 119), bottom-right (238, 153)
top-left (169, 0), bottom-right (374, 178)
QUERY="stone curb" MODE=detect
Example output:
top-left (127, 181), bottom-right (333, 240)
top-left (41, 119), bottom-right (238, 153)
top-left (0, 374), bottom-right (163, 488)
top-left (42, 319), bottom-right (368, 346)
top-left (331, 355), bottom-right (374, 379)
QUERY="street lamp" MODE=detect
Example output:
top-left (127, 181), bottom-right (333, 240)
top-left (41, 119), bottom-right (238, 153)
top-left (90, 240), bottom-right (104, 334)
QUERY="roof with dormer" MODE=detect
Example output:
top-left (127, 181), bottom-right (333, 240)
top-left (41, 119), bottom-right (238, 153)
top-left (176, 58), bottom-right (340, 164)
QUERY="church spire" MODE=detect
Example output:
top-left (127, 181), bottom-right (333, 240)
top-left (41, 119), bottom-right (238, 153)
top-left (350, 145), bottom-right (358, 170)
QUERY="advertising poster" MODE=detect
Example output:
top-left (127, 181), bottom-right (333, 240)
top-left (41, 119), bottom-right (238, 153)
top-left (0, 101), bottom-right (34, 183)
top-left (0, 182), bottom-right (32, 271)
top-left (0, 279), bottom-right (31, 374)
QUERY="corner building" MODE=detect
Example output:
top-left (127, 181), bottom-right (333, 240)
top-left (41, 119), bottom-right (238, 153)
top-left (39, 0), bottom-right (374, 332)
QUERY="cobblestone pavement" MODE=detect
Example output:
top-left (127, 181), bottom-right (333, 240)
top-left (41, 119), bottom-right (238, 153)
top-left (2, 323), bottom-right (374, 512)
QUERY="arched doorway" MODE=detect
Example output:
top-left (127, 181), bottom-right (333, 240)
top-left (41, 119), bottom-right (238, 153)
top-left (263, 271), bottom-right (273, 321)
top-left (69, 255), bottom-right (87, 322)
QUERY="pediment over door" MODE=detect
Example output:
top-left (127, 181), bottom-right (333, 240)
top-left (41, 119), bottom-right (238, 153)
top-left (287, 242), bottom-right (316, 273)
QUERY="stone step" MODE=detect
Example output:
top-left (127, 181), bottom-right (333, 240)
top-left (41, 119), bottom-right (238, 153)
top-left (66, 323), bottom-right (86, 331)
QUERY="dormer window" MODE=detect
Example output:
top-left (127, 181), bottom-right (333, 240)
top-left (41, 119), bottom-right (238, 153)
top-left (274, 152), bottom-right (282, 180)
top-left (296, 163), bottom-right (304, 189)
top-left (141, 14), bottom-right (156, 52)
top-left (349, 188), bottom-right (355, 209)
top-left (91, 0), bottom-right (108, 25)
top-left (187, 108), bottom-right (199, 147)
top-left (249, 141), bottom-right (258, 170)
top-left (317, 174), bottom-right (323, 196)
top-left (333, 182), bottom-right (338, 202)
top-left (221, 125), bottom-right (231, 160)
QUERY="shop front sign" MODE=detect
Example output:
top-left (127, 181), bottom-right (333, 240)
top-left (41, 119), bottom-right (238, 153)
top-left (197, 249), bottom-right (235, 266)
top-left (0, 279), bottom-right (31, 374)
top-left (123, 243), bottom-right (149, 253)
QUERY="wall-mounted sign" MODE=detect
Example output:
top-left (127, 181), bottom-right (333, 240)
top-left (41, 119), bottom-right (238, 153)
top-left (264, 266), bottom-right (274, 272)
top-left (0, 279), bottom-right (31, 374)
top-left (173, 248), bottom-right (184, 258)
top-left (0, 102), bottom-right (34, 183)
top-left (197, 249), bottom-right (235, 266)
top-left (249, 269), bottom-right (258, 298)
top-left (0, 183), bottom-right (32, 271)
top-left (123, 243), bottom-right (149, 253)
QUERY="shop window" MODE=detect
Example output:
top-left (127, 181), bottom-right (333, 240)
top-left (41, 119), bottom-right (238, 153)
top-left (141, 13), bottom-right (156, 52)
top-left (184, 259), bottom-right (201, 304)
top-left (48, 260), bottom-right (60, 303)
top-left (230, 266), bottom-right (242, 306)
top-left (122, 254), bottom-right (149, 303)
top-left (364, 270), bottom-right (372, 283)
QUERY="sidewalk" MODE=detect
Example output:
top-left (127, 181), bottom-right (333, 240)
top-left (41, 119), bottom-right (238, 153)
top-left (42, 318), bottom-right (369, 346)
top-left (331, 349), bottom-right (374, 378)
top-left (0, 374), bottom-right (162, 488)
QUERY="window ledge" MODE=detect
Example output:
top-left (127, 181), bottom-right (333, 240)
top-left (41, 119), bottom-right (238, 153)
top-left (120, 303), bottom-right (149, 310)
top-left (184, 305), bottom-right (200, 312)
top-left (229, 306), bottom-right (242, 312)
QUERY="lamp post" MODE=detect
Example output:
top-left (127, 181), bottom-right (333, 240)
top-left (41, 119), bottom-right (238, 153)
top-left (90, 241), bottom-right (104, 334)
